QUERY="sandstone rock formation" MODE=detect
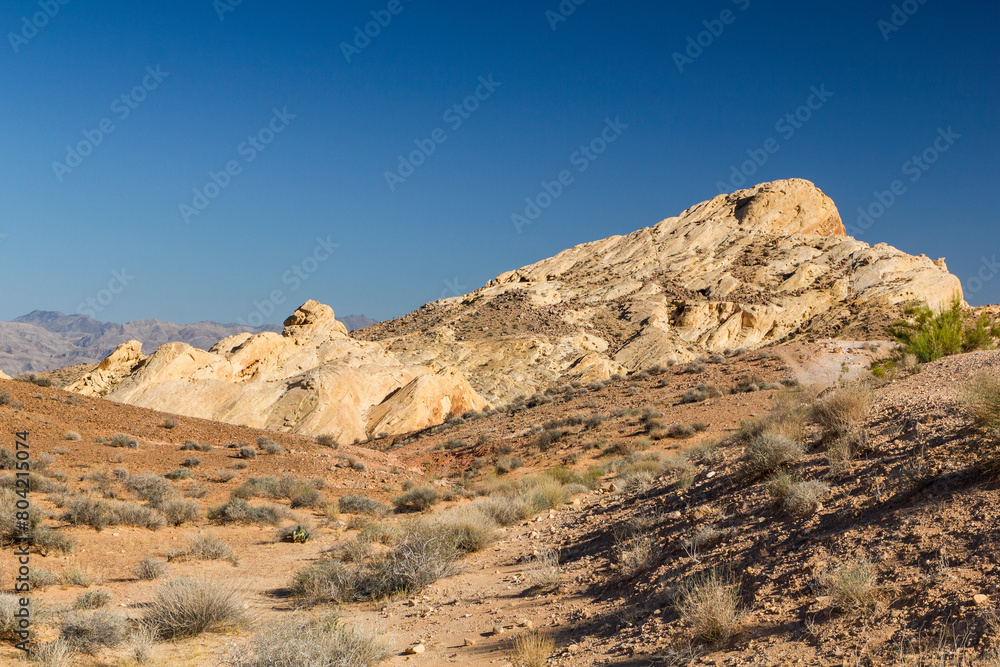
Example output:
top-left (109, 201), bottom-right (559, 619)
top-left (68, 301), bottom-right (486, 443)
top-left (0, 370), bottom-right (9, 380)
top-left (357, 179), bottom-right (962, 404)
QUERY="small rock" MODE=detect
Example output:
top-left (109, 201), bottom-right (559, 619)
top-left (667, 511), bottom-right (682, 519)
top-left (463, 638), bottom-right (477, 646)
top-left (973, 594), bottom-right (989, 607)
top-left (492, 624), bottom-right (505, 635)
top-left (405, 643), bottom-right (425, 654)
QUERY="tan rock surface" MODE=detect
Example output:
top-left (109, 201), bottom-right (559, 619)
top-left (68, 301), bottom-right (485, 443)
top-left (358, 179), bottom-right (963, 404)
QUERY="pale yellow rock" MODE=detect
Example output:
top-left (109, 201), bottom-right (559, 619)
top-left (0, 370), bottom-right (9, 380)
top-left (371, 179), bottom-right (963, 405)
top-left (68, 301), bottom-right (486, 444)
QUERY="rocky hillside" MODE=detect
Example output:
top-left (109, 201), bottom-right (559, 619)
top-left (357, 179), bottom-right (961, 405)
top-left (0, 310), bottom-right (376, 376)
top-left (67, 301), bottom-right (484, 443)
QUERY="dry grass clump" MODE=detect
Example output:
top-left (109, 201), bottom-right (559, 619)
top-left (675, 570), bottom-right (742, 645)
top-left (0, 593), bottom-right (27, 641)
top-left (108, 433), bottom-right (138, 449)
top-left (181, 440), bottom-right (213, 452)
top-left (818, 561), bottom-right (879, 614)
top-left (226, 613), bottom-right (392, 667)
top-left (616, 535), bottom-right (659, 577)
top-left (740, 433), bottom-right (804, 480)
top-left (28, 639), bottom-right (75, 667)
top-left (510, 629), bottom-right (555, 667)
top-left (812, 385), bottom-right (875, 437)
top-left (64, 431), bottom-right (81, 441)
top-left (431, 505), bottom-right (498, 553)
top-left (680, 383), bottom-right (722, 404)
top-left (962, 373), bottom-right (1000, 473)
top-left (144, 578), bottom-right (249, 638)
top-left (767, 473), bottom-right (829, 517)
top-left (59, 608), bottom-right (128, 654)
top-left (527, 550), bottom-right (561, 592)
top-left (179, 533), bottom-right (239, 566)
top-left (473, 475), bottom-right (568, 526)
top-left (123, 473), bottom-right (174, 504)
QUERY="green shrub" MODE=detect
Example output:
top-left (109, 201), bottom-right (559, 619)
top-left (888, 296), bottom-right (998, 363)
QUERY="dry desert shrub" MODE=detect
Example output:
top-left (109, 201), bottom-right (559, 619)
top-left (59, 608), bottom-right (128, 654)
top-left (962, 373), bottom-right (1000, 473)
top-left (616, 535), bottom-right (659, 577)
top-left (160, 498), bottom-right (201, 526)
top-left (393, 486), bottom-right (440, 512)
top-left (431, 505), bottom-right (498, 553)
top-left (510, 629), bottom-right (555, 667)
top-left (134, 557), bottom-right (167, 580)
top-left (237, 445), bottom-right (257, 460)
top-left (208, 498), bottom-right (288, 525)
top-left (145, 577), bottom-right (249, 639)
top-left (818, 561), bottom-right (879, 614)
top-left (29, 639), bottom-right (75, 667)
top-left (226, 613), bottom-right (392, 667)
top-left (812, 385), bottom-right (875, 437)
top-left (338, 494), bottom-right (390, 516)
top-left (64, 431), bottom-right (81, 441)
top-left (73, 589), bottom-right (111, 610)
top-left (527, 550), bottom-right (561, 592)
top-left (183, 533), bottom-right (239, 565)
top-left (675, 570), bottom-right (742, 645)
top-left (767, 473), bottom-right (829, 517)
top-left (740, 433), bottom-right (804, 480)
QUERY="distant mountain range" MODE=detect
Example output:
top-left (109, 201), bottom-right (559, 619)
top-left (0, 310), bottom-right (378, 375)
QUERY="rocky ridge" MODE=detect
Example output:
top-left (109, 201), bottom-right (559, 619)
top-left (358, 179), bottom-right (962, 405)
top-left (68, 301), bottom-right (484, 443)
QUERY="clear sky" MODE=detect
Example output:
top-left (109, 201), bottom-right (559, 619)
top-left (2, 0), bottom-right (997, 325)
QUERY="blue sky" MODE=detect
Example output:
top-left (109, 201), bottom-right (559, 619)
top-left (1, 0), bottom-right (997, 325)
